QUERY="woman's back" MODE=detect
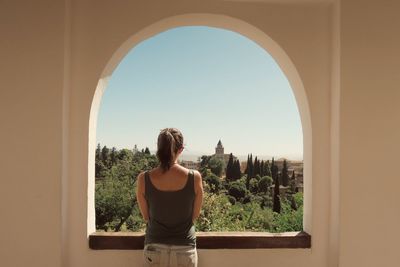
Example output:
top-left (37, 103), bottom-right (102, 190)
top-left (144, 166), bottom-right (196, 246)
top-left (147, 166), bottom-right (192, 192)
top-left (136, 128), bottom-right (203, 266)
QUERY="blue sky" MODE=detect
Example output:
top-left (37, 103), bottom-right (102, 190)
top-left (96, 26), bottom-right (303, 160)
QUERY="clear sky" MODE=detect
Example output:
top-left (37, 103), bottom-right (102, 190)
top-left (96, 26), bottom-right (303, 160)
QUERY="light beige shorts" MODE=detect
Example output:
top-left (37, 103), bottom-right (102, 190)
top-left (143, 243), bottom-right (197, 267)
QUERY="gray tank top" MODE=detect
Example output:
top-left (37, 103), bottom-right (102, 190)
top-left (144, 169), bottom-right (196, 247)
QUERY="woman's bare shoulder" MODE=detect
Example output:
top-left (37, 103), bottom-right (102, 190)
top-left (137, 171), bottom-right (146, 181)
top-left (191, 169), bottom-right (202, 182)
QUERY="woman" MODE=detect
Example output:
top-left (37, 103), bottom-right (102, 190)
top-left (136, 128), bottom-right (204, 267)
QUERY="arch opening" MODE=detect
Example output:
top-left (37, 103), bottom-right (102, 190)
top-left (88, 13), bottom-right (312, 236)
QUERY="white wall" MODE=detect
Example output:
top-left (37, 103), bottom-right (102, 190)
top-left (1, 0), bottom-right (399, 267)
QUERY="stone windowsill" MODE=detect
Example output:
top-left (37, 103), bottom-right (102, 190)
top-left (89, 231), bottom-right (311, 250)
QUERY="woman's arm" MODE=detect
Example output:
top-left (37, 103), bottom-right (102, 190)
top-left (192, 170), bottom-right (204, 223)
top-left (136, 172), bottom-right (149, 222)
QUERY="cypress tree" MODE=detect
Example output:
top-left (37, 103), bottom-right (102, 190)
top-left (246, 154), bottom-right (253, 189)
top-left (264, 160), bottom-right (272, 177)
top-left (101, 145), bottom-right (110, 168)
top-left (144, 147), bottom-right (151, 154)
top-left (249, 154), bottom-right (254, 178)
top-left (244, 154), bottom-right (249, 175)
top-left (260, 160), bottom-right (265, 177)
top-left (110, 147), bottom-right (117, 165)
top-left (273, 173), bottom-right (281, 213)
top-left (281, 159), bottom-right (289, 186)
top-left (96, 143), bottom-right (101, 161)
top-left (271, 157), bottom-right (278, 184)
top-left (234, 160), bottom-right (241, 180)
top-left (289, 170), bottom-right (297, 193)
top-left (226, 153), bottom-right (234, 181)
top-left (254, 156), bottom-right (259, 177)
top-left (291, 170), bottom-right (296, 182)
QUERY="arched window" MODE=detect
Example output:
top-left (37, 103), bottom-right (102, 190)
top-left (88, 15), bottom-right (311, 249)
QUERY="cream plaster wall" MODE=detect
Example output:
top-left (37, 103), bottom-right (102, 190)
top-left (339, 1), bottom-right (400, 266)
top-left (0, 1), bottom-right (65, 266)
top-left (68, 1), bottom-right (331, 267)
top-left (1, 0), bottom-right (398, 267)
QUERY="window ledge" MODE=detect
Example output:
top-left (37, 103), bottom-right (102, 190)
top-left (89, 231), bottom-right (311, 249)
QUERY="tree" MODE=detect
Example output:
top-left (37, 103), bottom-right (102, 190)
top-left (95, 175), bottom-right (135, 232)
top-left (96, 143), bottom-right (102, 161)
top-left (246, 154), bottom-right (253, 189)
top-left (289, 170), bottom-right (297, 194)
top-left (208, 156), bottom-right (224, 177)
top-left (249, 154), bottom-right (254, 178)
top-left (233, 160), bottom-right (241, 180)
top-left (204, 173), bottom-right (221, 193)
top-left (199, 155), bottom-right (211, 175)
top-left (249, 178), bottom-right (259, 194)
top-left (264, 160), bottom-right (272, 177)
top-left (270, 157), bottom-right (278, 184)
top-left (144, 147), bottom-right (151, 155)
top-left (260, 160), bottom-right (265, 177)
top-left (225, 153), bottom-right (234, 181)
top-left (273, 173), bottom-right (281, 213)
top-left (244, 154), bottom-right (249, 174)
top-left (110, 147), bottom-right (118, 165)
top-left (95, 144), bottom-right (106, 178)
top-left (95, 158), bottom-right (106, 178)
top-left (281, 159), bottom-right (290, 186)
top-left (254, 156), bottom-right (259, 177)
top-left (228, 181), bottom-right (247, 201)
top-left (95, 147), bottom-right (159, 232)
top-left (117, 148), bottom-right (134, 162)
top-left (101, 145), bottom-right (111, 168)
top-left (258, 176), bottom-right (273, 194)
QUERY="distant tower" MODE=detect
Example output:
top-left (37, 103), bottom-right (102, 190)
top-left (215, 140), bottom-right (224, 155)
top-left (133, 144), bottom-right (138, 154)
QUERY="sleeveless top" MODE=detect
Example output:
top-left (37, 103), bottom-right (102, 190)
top-left (144, 169), bottom-right (196, 247)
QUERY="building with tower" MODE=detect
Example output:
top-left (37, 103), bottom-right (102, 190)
top-left (213, 139), bottom-right (237, 166)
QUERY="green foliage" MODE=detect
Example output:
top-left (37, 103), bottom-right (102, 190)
top-left (204, 173), bottom-right (221, 193)
top-left (208, 156), bottom-right (224, 177)
top-left (249, 178), bottom-right (259, 194)
top-left (233, 160), bottom-right (241, 180)
top-left (225, 153), bottom-right (234, 181)
top-left (288, 170), bottom-right (297, 194)
top-left (273, 173), bottom-right (281, 213)
top-left (125, 205), bottom-right (146, 232)
top-left (195, 191), bottom-right (276, 232)
top-left (195, 191), bottom-right (233, 231)
top-left (263, 160), bottom-right (272, 177)
top-left (95, 144), bottom-right (158, 232)
top-left (95, 144), bottom-right (303, 233)
top-left (227, 195), bottom-right (236, 205)
top-left (258, 176), bottom-right (273, 193)
top-left (95, 175), bottom-right (134, 231)
top-left (199, 155), bottom-right (225, 177)
top-left (245, 154), bottom-right (253, 189)
top-left (228, 180), bottom-right (247, 200)
top-left (281, 159), bottom-right (290, 186)
top-left (270, 193), bottom-right (303, 232)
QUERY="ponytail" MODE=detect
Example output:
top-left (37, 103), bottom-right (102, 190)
top-left (156, 128), bottom-right (184, 173)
